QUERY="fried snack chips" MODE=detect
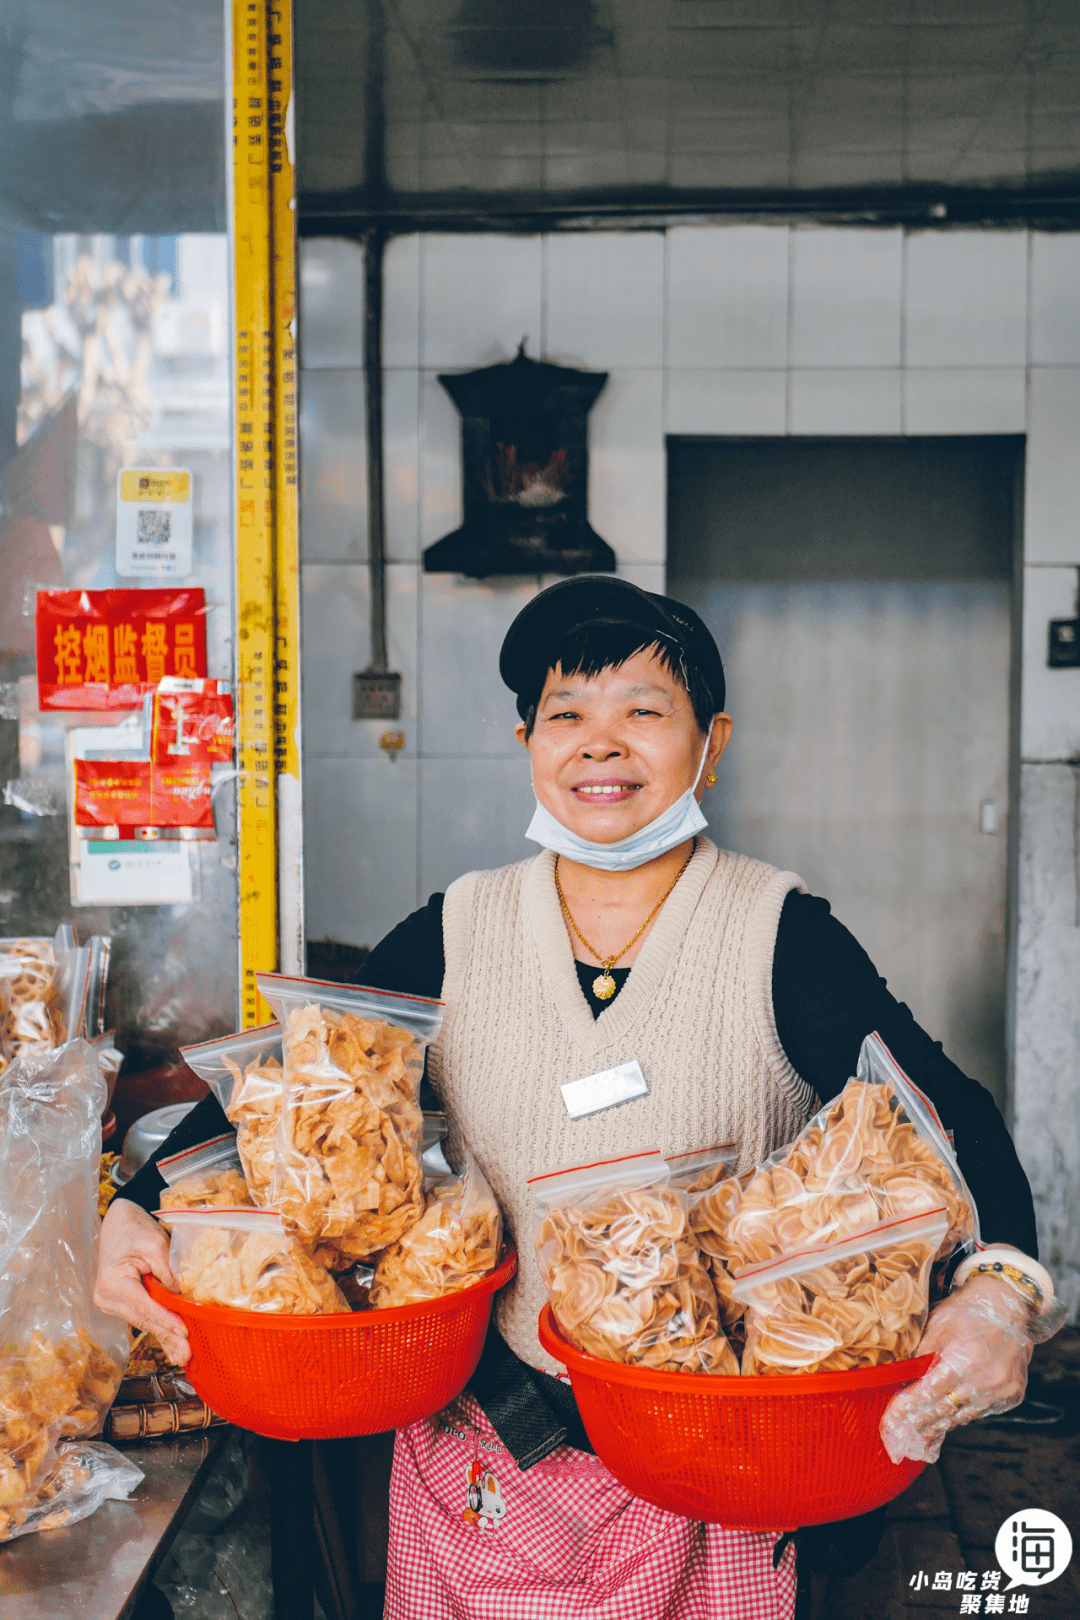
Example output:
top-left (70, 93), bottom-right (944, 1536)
top-left (370, 1150), bottom-right (502, 1309)
top-left (158, 1132), bottom-right (253, 1216)
top-left (181, 1024), bottom-right (284, 1206)
top-left (733, 1208), bottom-right (949, 1376)
top-left (165, 1209), bottom-right (351, 1315)
top-left (0, 1331), bottom-right (125, 1539)
top-left (258, 975), bottom-right (443, 1263)
top-left (691, 1034), bottom-right (977, 1303)
top-left (0, 1040), bottom-right (129, 1542)
top-left (0, 1440), bottom-right (142, 1542)
top-left (531, 1152), bottom-right (740, 1377)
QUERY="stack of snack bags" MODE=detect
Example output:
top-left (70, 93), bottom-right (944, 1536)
top-left (531, 1151), bottom-right (740, 1375)
top-left (533, 1037), bottom-right (977, 1380)
top-left (171, 978), bottom-right (504, 1317)
top-left (0, 1040), bottom-right (140, 1541)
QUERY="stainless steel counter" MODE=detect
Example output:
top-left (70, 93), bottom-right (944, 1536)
top-left (0, 1428), bottom-right (231, 1620)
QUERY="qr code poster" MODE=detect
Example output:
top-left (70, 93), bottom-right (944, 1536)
top-left (116, 468), bottom-right (193, 579)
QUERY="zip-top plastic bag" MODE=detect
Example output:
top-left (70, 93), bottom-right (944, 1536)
top-left (257, 974), bottom-right (442, 1263)
top-left (180, 1024), bottom-right (283, 1205)
top-left (531, 1151), bottom-right (739, 1376)
top-left (1, 1439), bottom-right (143, 1543)
top-left (0, 1040), bottom-right (128, 1541)
top-left (689, 1032), bottom-right (978, 1287)
top-left (733, 1207), bottom-right (949, 1377)
top-left (370, 1149), bottom-right (503, 1309)
top-left (158, 1133), bottom-right (252, 1213)
top-left (666, 1142), bottom-right (739, 1196)
top-left (0, 930), bottom-right (72, 1071)
top-left (163, 1207), bottom-right (350, 1315)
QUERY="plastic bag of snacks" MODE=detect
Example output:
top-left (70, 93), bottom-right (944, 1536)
top-left (690, 1033), bottom-right (978, 1288)
top-left (0, 1041), bottom-right (128, 1541)
top-left (163, 1208), bottom-right (350, 1315)
top-left (370, 1150), bottom-right (502, 1309)
top-left (733, 1208), bottom-right (949, 1376)
top-left (257, 974), bottom-right (442, 1262)
top-left (158, 1133), bottom-right (253, 1213)
top-left (0, 929), bottom-right (73, 1073)
top-left (1, 1440), bottom-right (143, 1542)
top-left (531, 1151), bottom-right (739, 1376)
top-left (666, 1142), bottom-right (739, 1195)
top-left (180, 1025), bottom-right (283, 1205)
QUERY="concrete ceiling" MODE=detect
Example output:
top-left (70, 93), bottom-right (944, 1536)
top-left (296, 0), bottom-right (1080, 228)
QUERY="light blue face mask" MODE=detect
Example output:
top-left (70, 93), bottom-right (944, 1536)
top-left (525, 740), bottom-right (711, 872)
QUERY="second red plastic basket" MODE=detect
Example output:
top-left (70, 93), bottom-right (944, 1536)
top-left (145, 1247), bottom-right (516, 1440)
top-left (539, 1304), bottom-right (930, 1530)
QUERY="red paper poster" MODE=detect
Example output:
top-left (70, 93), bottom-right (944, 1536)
top-left (37, 588), bottom-right (208, 710)
top-left (150, 681), bottom-right (234, 765)
top-left (74, 759), bottom-right (214, 830)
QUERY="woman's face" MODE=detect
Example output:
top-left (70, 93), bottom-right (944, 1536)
top-left (516, 648), bottom-right (732, 845)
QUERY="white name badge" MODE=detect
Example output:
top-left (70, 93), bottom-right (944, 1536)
top-left (560, 1059), bottom-right (648, 1121)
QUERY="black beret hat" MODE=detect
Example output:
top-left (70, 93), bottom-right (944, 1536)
top-left (499, 575), bottom-right (725, 718)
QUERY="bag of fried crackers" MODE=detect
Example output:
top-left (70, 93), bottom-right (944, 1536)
top-left (370, 1149), bottom-right (503, 1309)
top-left (180, 1023), bottom-right (284, 1206)
top-left (163, 1208), bottom-right (350, 1315)
top-left (531, 1150), bottom-right (740, 1376)
top-left (690, 1032), bottom-right (979, 1376)
top-left (158, 1133), bottom-right (253, 1215)
top-left (0, 927), bottom-right (88, 1076)
top-left (0, 1040), bottom-right (131, 1541)
top-left (257, 974), bottom-right (443, 1266)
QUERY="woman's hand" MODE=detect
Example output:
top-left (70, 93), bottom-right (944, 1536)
top-left (879, 1275), bottom-right (1033, 1465)
top-left (95, 1197), bottom-right (190, 1366)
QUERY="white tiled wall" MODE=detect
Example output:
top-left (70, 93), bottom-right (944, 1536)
top-left (300, 221), bottom-right (1080, 1298)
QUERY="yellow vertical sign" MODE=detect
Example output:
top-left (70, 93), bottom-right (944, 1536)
top-left (269, 2), bottom-right (304, 976)
top-left (232, 0), bottom-right (280, 1025)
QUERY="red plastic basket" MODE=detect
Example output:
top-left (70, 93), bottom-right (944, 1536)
top-left (539, 1304), bottom-right (931, 1531)
top-left (144, 1248), bottom-right (516, 1440)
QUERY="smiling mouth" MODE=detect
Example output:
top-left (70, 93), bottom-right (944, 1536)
top-left (572, 782), bottom-right (642, 799)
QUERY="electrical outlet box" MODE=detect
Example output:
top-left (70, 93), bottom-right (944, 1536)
top-left (352, 671), bottom-right (401, 719)
top-left (1048, 619), bottom-right (1080, 668)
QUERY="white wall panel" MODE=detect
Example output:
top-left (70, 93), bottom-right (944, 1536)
top-left (298, 369), bottom-right (366, 563)
top-left (790, 228), bottom-right (903, 367)
top-left (788, 369), bottom-right (902, 435)
top-left (666, 368), bottom-right (786, 435)
top-left (666, 226), bottom-right (789, 369)
top-left (304, 756), bottom-right (418, 949)
top-left (418, 574), bottom-right (538, 758)
top-left (384, 233), bottom-right (421, 368)
top-left (544, 231), bottom-right (665, 369)
top-left (384, 369), bottom-right (421, 562)
top-left (299, 238), bottom-right (365, 370)
top-left (1024, 368), bottom-right (1080, 565)
top-left (904, 368), bottom-right (1026, 435)
top-left (1030, 234), bottom-right (1080, 367)
top-left (588, 369), bottom-right (665, 564)
top-left (905, 231), bottom-right (1027, 368)
top-left (301, 563), bottom-right (418, 758)
top-left (418, 755), bottom-right (535, 899)
top-left (419, 370), bottom-right (463, 552)
top-left (420, 234), bottom-right (542, 369)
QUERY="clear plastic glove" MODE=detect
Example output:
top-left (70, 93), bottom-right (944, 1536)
top-left (880, 1273), bottom-right (1066, 1465)
top-left (94, 1198), bottom-right (190, 1366)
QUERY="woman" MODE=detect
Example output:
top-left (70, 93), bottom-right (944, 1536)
top-left (98, 576), bottom-right (1050, 1619)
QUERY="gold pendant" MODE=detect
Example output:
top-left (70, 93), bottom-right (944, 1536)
top-left (592, 972), bottom-right (617, 1001)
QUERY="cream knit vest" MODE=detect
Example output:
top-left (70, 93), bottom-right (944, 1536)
top-left (429, 837), bottom-right (818, 1375)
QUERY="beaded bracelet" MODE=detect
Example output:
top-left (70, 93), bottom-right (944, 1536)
top-left (950, 1246), bottom-right (1055, 1317)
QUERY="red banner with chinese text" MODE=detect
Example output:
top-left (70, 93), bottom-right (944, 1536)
top-left (37, 588), bottom-right (208, 710)
top-left (74, 759), bottom-right (214, 830)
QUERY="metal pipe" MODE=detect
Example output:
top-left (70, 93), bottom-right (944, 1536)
top-left (363, 226), bottom-right (387, 675)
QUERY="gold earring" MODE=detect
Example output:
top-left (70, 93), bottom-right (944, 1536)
top-left (706, 772), bottom-right (717, 786)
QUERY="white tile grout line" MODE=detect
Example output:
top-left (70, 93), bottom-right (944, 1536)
top-left (785, 226), bottom-right (794, 436)
top-left (899, 229), bottom-right (908, 436)
top-left (415, 233), bottom-right (426, 912)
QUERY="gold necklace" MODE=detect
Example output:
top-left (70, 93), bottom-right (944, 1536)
top-left (554, 847), bottom-right (695, 1002)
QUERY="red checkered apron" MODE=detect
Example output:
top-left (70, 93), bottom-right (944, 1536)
top-left (384, 1394), bottom-right (796, 1619)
